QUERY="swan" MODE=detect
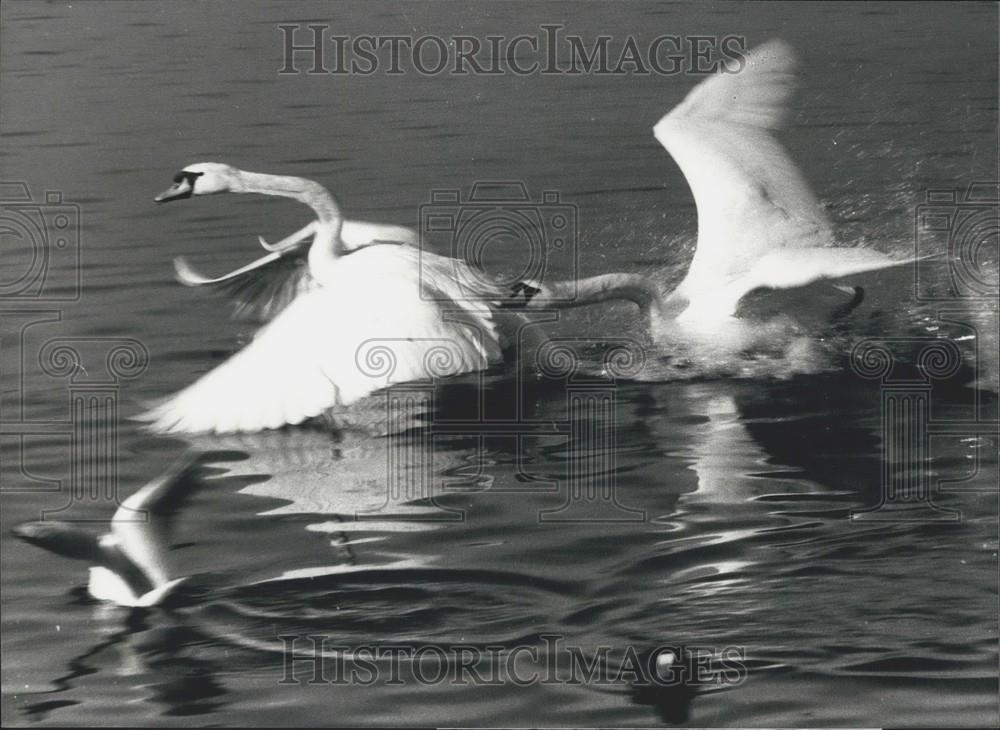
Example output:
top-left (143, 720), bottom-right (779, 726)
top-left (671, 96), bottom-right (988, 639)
top-left (12, 455), bottom-right (198, 607)
top-left (157, 165), bottom-right (421, 322)
top-left (139, 163), bottom-right (505, 434)
top-left (504, 40), bottom-right (920, 331)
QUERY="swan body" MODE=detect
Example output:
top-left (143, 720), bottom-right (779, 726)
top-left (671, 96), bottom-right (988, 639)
top-left (142, 163), bottom-right (504, 434)
top-left (256, 219), bottom-right (417, 253)
top-left (509, 40), bottom-right (918, 329)
top-left (12, 456), bottom-right (196, 607)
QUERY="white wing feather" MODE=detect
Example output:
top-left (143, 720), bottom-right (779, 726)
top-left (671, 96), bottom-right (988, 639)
top-left (141, 246), bottom-right (502, 434)
top-left (110, 454), bottom-right (198, 588)
top-left (651, 40), bottom-right (898, 320)
top-left (176, 220), bottom-right (419, 323)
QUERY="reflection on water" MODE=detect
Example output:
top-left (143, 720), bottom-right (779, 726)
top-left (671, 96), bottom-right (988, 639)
top-left (9, 374), bottom-right (997, 725)
top-left (2, 0), bottom-right (997, 727)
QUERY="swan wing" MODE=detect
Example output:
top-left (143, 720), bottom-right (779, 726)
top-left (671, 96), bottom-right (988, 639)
top-left (653, 40), bottom-right (836, 315)
top-left (176, 221), bottom-right (418, 322)
top-left (176, 250), bottom-right (318, 323)
top-left (405, 246), bottom-right (506, 347)
top-left (140, 246), bottom-right (502, 434)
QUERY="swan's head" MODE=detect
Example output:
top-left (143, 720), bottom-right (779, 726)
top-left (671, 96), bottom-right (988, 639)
top-left (499, 279), bottom-right (550, 309)
top-left (154, 162), bottom-right (240, 203)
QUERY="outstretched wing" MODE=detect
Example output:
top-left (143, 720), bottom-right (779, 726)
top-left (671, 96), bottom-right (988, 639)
top-left (176, 220), bottom-right (419, 323)
top-left (111, 453), bottom-right (201, 588)
top-left (653, 40), bottom-right (835, 304)
top-left (139, 246), bottom-right (503, 434)
top-left (176, 251), bottom-right (318, 322)
top-left (743, 247), bottom-right (914, 290)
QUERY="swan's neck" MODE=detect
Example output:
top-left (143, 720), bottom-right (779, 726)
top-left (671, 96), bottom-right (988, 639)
top-left (523, 273), bottom-right (691, 331)
top-left (232, 170), bottom-right (345, 267)
top-left (513, 273), bottom-right (671, 330)
top-left (306, 222), bottom-right (344, 280)
top-left (547, 274), bottom-right (662, 310)
top-left (232, 170), bottom-right (342, 225)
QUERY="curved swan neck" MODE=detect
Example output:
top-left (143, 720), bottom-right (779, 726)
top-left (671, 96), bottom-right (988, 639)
top-left (549, 273), bottom-right (662, 311)
top-left (511, 273), bottom-right (681, 331)
top-left (232, 170), bottom-right (342, 225)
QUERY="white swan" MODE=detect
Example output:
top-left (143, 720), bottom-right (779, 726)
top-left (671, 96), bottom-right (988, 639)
top-left (140, 163), bottom-right (504, 434)
top-left (13, 455), bottom-right (197, 607)
top-left (157, 165), bottom-right (421, 322)
top-left (506, 40), bottom-right (919, 330)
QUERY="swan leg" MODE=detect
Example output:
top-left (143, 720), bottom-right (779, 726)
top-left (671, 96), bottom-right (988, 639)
top-left (257, 221), bottom-right (317, 253)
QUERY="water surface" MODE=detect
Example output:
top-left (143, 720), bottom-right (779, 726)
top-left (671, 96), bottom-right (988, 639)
top-left (1, 1), bottom-right (997, 726)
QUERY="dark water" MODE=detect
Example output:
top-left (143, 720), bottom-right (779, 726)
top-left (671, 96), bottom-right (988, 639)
top-left (2, 1), bottom-right (998, 727)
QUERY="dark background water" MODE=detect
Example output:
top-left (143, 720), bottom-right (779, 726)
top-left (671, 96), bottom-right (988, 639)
top-left (1, 1), bottom-right (997, 726)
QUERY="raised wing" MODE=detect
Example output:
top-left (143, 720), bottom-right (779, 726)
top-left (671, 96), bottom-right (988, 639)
top-left (111, 453), bottom-right (201, 588)
top-left (176, 219), bottom-right (419, 323)
top-left (653, 40), bottom-right (835, 305)
top-left (140, 246), bottom-right (503, 434)
top-left (176, 251), bottom-right (318, 322)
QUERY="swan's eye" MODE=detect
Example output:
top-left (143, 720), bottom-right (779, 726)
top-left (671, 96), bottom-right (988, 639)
top-left (156, 170), bottom-right (207, 203)
top-left (173, 171), bottom-right (204, 186)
